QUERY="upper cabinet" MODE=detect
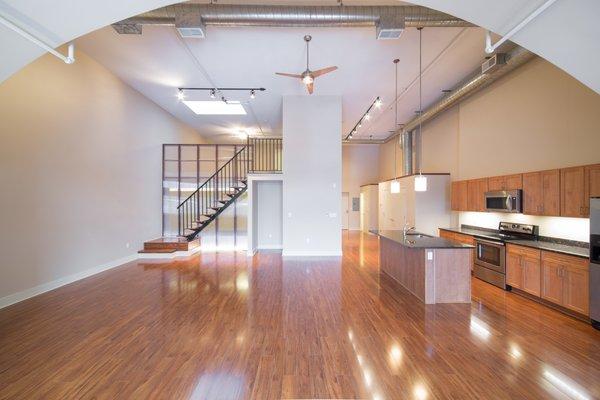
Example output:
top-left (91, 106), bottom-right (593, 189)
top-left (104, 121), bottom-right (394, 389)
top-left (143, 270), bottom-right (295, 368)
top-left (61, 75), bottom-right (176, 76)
top-left (487, 174), bottom-right (522, 191)
top-left (467, 178), bottom-right (488, 212)
top-left (451, 181), bottom-right (468, 211)
top-left (560, 166), bottom-right (586, 218)
top-left (451, 163), bottom-right (598, 218)
top-left (523, 169), bottom-right (560, 216)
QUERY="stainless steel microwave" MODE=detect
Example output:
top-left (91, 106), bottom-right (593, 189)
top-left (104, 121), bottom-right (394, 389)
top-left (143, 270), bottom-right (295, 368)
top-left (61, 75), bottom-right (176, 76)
top-left (484, 190), bottom-right (522, 213)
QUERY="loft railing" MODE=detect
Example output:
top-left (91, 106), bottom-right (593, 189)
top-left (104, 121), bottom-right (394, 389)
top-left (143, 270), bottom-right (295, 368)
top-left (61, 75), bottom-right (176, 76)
top-left (177, 146), bottom-right (249, 239)
top-left (248, 137), bottom-right (282, 173)
top-left (175, 137), bottom-right (282, 240)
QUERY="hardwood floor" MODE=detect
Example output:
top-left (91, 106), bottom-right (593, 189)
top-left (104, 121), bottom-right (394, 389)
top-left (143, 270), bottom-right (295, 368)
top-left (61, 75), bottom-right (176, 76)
top-left (0, 231), bottom-right (599, 399)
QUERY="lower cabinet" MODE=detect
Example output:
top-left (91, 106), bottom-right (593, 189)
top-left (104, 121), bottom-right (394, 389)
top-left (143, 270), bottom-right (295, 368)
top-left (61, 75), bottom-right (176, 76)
top-left (506, 244), bottom-right (541, 297)
top-left (541, 252), bottom-right (590, 315)
top-left (508, 245), bottom-right (589, 316)
top-left (542, 251), bottom-right (590, 315)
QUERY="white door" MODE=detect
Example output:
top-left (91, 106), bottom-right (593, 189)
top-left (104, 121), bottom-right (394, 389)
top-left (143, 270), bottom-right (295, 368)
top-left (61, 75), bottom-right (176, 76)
top-left (342, 192), bottom-right (349, 230)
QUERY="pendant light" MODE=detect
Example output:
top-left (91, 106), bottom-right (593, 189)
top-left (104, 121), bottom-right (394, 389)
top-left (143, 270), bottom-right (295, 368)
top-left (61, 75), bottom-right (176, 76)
top-left (390, 58), bottom-right (401, 194)
top-left (415, 27), bottom-right (428, 192)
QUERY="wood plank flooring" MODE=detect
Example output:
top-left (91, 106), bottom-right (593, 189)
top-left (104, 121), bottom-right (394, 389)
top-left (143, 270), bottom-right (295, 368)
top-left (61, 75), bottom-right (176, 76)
top-left (0, 231), bottom-right (599, 399)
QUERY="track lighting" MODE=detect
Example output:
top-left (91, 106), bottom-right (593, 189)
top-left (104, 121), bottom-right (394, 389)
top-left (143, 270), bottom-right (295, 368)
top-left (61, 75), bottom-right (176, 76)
top-left (343, 96), bottom-right (383, 140)
top-left (177, 89), bottom-right (185, 101)
top-left (210, 89), bottom-right (216, 99)
top-left (177, 87), bottom-right (266, 101)
top-left (250, 89), bottom-right (256, 99)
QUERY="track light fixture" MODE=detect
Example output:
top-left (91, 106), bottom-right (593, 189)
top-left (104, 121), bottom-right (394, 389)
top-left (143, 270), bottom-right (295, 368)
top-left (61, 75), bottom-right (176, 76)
top-left (177, 87), bottom-right (266, 102)
top-left (344, 96), bottom-right (382, 140)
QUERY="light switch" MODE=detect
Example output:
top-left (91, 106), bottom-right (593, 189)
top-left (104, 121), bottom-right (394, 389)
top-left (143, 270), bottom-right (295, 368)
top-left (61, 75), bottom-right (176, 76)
top-left (287, 212), bottom-right (292, 218)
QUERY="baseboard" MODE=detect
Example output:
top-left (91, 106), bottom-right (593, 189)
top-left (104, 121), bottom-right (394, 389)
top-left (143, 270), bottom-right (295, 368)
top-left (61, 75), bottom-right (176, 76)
top-left (257, 245), bottom-right (283, 250)
top-left (0, 253), bottom-right (138, 310)
top-left (282, 250), bottom-right (343, 257)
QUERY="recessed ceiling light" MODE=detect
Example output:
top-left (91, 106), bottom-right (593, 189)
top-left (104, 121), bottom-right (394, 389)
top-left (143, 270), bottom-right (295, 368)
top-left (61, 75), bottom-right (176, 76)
top-left (182, 101), bottom-right (247, 115)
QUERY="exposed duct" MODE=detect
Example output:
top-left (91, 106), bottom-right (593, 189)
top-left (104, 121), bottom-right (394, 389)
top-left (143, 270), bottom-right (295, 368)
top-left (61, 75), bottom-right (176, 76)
top-left (112, 4), bottom-right (473, 39)
top-left (400, 131), bottom-right (413, 176)
top-left (386, 46), bottom-right (535, 143)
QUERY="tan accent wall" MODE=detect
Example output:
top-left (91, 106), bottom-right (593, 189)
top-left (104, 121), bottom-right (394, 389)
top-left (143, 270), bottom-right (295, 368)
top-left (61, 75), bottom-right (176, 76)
top-left (378, 137), bottom-right (403, 182)
top-left (342, 144), bottom-right (380, 230)
top-left (0, 50), bottom-right (206, 303)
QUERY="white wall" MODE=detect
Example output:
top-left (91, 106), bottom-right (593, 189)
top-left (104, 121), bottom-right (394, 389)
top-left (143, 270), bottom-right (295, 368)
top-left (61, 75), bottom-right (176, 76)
top-left (0, 49), bottom-right (206, 306)
top-left (256, 181), bottom-right (283, 249)
top-left (342, 144), bottom-right (379, 230)
top-left (282, 95), bottom-right (342, 256)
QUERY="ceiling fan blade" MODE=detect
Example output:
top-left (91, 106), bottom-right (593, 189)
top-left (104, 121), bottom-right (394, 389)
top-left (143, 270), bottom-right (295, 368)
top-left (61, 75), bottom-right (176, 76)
top-left (307, 82), bottom-right (314, 95)
top-left (275, 72), bottom-right (303, 79)
top-left (311, 66), bottom-right (338, 78)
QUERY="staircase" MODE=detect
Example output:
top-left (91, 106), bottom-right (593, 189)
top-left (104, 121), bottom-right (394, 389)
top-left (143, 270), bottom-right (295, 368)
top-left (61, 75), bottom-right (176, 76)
top-left (177, 145), bottom-right (250, 241)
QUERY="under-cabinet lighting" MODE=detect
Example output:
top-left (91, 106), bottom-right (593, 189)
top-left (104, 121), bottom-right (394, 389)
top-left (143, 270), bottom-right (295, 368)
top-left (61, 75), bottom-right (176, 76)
top-left (183, 100), bottom-right (247, 115)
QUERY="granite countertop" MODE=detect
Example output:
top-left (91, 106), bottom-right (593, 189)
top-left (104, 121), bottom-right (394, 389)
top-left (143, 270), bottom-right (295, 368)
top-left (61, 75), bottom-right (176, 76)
top-left (370, 230), bottom-right (474, 249)
top-left (439, 226), bottom-right (590, 259)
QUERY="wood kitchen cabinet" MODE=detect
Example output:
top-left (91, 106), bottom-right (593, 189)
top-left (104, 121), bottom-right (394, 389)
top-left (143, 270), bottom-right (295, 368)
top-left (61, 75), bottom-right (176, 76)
top-left (467, 178), bottom-right (488, 211)
top-left (522, 169), bottom-right (560, 216)
top-left (561, 166), bottom-right (586, 218)
top-left (451, 181), bottom-right (468, 211)
top-left (439, 230), bottom-right (455, 241)
top-left (506, 244), bottom-right (541, 296)
top-left (584, 164), bottom-right (600, 215)
top-left (541, 251), bottom-right (589, 315)
top-left (487, 174), bottom-right (523, 191)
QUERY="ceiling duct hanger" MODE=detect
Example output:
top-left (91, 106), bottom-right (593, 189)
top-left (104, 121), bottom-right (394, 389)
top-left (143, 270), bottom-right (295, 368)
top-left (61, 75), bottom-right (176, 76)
top-left (0, 14), bottom-right (75, 64)
top-left (485, 0), bottom-right (558, 54)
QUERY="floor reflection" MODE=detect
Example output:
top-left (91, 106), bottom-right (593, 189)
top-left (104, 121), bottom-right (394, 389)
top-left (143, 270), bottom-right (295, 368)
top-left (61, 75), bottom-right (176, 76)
top-left (0, 232), bottom-right (599, 399)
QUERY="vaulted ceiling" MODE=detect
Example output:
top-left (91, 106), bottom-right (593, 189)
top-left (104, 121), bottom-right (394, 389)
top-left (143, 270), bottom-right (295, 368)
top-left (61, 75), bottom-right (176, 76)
top-left (77, 22), bottom-right (487, 141)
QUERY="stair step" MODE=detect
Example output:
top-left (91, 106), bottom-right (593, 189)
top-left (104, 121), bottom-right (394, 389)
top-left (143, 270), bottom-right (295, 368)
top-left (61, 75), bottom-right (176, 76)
top-left (210, 207), bottom-right (221, 211)
top-left (138, 248), bottom-right (177, 254)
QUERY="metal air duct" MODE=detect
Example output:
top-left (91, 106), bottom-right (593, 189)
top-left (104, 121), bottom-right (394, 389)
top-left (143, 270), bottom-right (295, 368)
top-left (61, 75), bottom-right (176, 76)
top-left (112, 4), bottom-right (473, 39)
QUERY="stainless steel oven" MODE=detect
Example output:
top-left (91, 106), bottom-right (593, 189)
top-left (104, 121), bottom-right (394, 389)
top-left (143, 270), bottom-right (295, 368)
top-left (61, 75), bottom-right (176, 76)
top-left (474, 239), bottom-right (506, 289)
top-left (485, 190), bottom-right (522, 213)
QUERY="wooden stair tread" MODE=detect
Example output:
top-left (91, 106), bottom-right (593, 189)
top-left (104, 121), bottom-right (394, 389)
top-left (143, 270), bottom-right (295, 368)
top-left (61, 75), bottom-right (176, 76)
top-left (138, 248), bottom-right (177, 254)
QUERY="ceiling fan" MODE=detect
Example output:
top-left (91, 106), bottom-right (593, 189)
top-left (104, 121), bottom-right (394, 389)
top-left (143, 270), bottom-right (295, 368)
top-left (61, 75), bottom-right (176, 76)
top-left (275, 35), bottom-right (338, 95)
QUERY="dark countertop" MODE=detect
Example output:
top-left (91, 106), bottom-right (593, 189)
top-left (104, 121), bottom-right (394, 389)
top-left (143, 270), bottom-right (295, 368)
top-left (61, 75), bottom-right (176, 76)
top-left (439, 227), bottom-right (590, 259)
top-left (370, 230), bottom-right (474, 249)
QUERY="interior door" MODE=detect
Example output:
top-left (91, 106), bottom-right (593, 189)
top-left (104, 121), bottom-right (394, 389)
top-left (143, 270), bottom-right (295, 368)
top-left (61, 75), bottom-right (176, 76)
top-left (342, 192), bottom-right (349, 230)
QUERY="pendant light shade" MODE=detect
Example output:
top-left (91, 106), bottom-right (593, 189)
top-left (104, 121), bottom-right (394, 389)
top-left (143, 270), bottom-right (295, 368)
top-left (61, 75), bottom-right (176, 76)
top-left (391, 180), bottom-right (400, 194)
top-left (415, 175), bottom-right (427, 192)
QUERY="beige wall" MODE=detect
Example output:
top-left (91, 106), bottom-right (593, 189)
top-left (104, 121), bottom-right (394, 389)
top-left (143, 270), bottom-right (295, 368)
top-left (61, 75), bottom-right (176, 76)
top-left (378, 138), bottom-right (403, 182)
top-left (458, 57), bottom-right (600, 179)
top-left (0, 50), bottom-right (206, 305)
top-left (343, 144), bottom-right (380, 230)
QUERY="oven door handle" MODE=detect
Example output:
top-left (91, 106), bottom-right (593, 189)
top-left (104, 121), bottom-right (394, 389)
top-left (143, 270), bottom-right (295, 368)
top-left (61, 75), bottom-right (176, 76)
top-left (476, 239), bottom-right (505, 247)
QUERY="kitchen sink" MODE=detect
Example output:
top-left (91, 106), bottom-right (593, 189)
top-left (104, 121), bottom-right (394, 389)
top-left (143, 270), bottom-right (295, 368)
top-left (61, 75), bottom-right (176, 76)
top-left (405, 232), bottom-right (432, 238)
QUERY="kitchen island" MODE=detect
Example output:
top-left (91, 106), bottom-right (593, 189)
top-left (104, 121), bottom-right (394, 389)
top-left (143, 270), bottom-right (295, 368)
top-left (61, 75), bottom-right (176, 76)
top-left (371, 230), bottom-right (474, 304)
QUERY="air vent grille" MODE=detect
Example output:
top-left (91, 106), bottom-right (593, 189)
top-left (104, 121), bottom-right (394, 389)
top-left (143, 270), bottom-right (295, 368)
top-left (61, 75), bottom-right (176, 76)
top-left (377, 28), bottom-right (404, 40)
top-left (177, 27), bottom-right (205, 38)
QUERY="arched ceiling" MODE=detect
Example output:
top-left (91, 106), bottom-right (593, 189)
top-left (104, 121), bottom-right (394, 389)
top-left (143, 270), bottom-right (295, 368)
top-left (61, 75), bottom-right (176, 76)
top-left (0, 0), bottom-right (598, 94)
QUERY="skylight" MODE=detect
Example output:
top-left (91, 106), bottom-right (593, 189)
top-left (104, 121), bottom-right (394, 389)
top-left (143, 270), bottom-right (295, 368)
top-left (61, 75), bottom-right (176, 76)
top-left (182, 101), bottom-right (247, 115)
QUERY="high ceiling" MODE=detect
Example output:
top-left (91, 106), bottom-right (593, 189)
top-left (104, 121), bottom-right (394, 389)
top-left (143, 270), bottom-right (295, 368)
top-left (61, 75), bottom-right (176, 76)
top-left (78, 23), bottom-right (487, 142)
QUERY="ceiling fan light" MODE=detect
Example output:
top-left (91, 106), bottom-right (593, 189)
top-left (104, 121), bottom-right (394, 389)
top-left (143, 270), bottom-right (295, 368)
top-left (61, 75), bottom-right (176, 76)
top-left (302, 75), bottom-right (314, 85)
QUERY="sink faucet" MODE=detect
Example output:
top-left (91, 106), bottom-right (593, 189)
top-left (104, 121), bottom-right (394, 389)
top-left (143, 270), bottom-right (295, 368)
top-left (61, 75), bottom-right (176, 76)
top-left (403, 222), bottom-right (415, 236)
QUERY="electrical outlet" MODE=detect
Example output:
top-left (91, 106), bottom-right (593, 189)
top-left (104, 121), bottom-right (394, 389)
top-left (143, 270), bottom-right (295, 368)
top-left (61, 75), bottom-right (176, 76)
top-left (427, 251), bottom-right (433, 261)
top-left (126, 242), bottom-right (130, 249)
top-left (306, 238), bottom-right (310, 244)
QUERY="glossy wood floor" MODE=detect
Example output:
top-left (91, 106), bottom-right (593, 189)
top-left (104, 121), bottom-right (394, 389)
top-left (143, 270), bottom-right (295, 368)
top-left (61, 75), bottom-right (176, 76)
top-left (1, 232), bottom-right (599, 399)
